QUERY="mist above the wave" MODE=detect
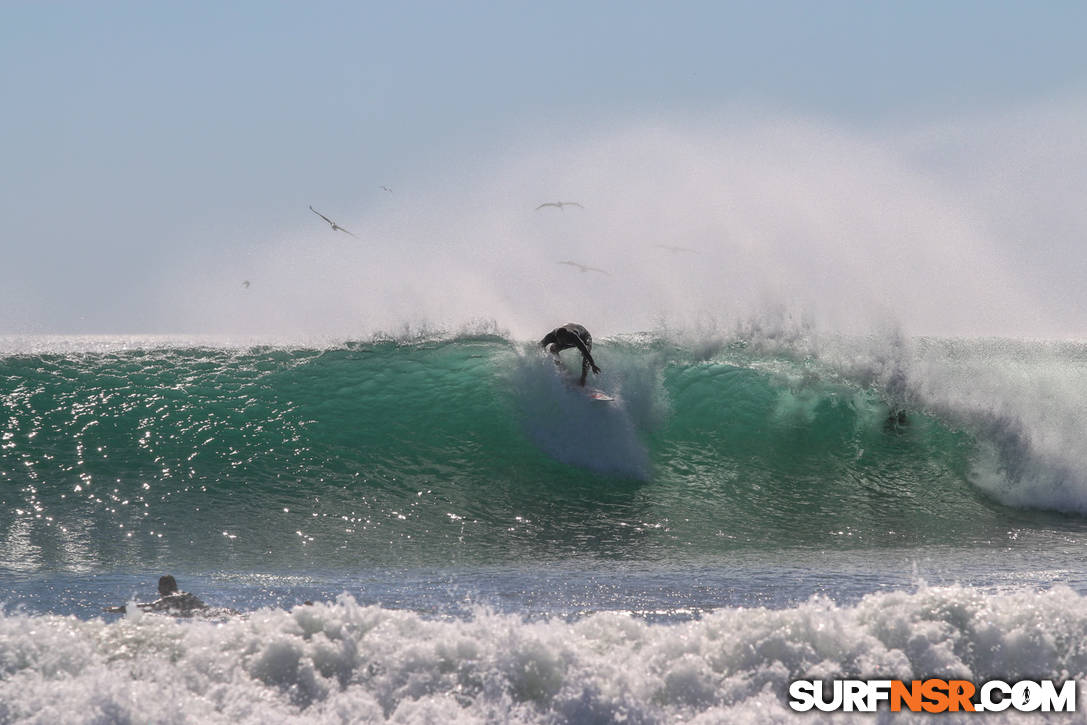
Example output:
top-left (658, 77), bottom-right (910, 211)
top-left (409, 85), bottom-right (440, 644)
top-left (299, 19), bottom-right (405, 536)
top-left (161, 106), bottom-right (1081, 341)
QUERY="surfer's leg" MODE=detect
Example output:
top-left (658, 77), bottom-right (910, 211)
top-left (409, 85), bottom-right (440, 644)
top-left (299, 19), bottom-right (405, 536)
top-left (579, 334), bottom-right (592, 385)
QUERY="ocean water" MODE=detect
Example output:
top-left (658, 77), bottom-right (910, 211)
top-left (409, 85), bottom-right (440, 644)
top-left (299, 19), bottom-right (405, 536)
top-left (4, 331), bottom-right (1087, 723)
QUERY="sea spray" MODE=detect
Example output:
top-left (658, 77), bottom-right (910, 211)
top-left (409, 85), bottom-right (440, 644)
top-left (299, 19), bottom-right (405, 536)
top-left (507, 347), bottom-right (660, 480)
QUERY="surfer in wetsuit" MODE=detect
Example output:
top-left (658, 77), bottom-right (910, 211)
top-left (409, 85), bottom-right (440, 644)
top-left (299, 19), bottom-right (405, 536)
top-left (540, 323), bottom-right (601, 386)
top-left (103, 575), bottom-right (208, 615)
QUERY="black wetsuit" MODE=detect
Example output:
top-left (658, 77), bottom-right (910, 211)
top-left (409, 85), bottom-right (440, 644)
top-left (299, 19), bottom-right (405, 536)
top-left (540, 323), bottom-right (601, 386)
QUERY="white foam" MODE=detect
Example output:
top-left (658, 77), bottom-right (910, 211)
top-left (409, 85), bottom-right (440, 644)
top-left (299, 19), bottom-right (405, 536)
top-left (763, 331), bottom-right (1087, 516)
top-left (2, 585), bottom-right (1087, 723)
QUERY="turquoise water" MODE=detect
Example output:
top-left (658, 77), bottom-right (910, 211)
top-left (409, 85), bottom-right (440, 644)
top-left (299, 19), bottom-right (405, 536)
top-left (4, 334), bottom-right (1083, 571)
top-left (4, 332), bottom-right (1087, 722)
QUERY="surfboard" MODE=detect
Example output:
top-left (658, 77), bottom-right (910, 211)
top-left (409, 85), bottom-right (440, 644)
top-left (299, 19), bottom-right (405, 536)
top-left (586, 388), bottom-right (614, 402)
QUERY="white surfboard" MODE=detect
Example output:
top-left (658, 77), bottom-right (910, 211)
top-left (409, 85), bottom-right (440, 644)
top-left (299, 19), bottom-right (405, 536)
top-left (586, 388), bottom-right (614, 402)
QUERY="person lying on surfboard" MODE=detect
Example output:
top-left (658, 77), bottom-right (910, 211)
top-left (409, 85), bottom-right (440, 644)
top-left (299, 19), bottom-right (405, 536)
top-left (103, 575), bottom-right (208, 615)
top-left (540, 323), bottom-right (601, 386)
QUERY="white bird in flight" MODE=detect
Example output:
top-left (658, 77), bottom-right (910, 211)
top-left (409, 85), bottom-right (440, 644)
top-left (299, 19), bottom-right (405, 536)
top-left (309, 205), bottom-right (358, 238)
top-left (536, 201), bottom-right (584, 211)
top-left (558, 260), bottom-right (609, 275)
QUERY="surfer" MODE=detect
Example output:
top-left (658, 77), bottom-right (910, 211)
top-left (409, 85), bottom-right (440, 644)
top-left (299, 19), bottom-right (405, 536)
top-left (885, 409), bottom-right (909, 432)
top-left (103, 575), bottom-right (208, 615)
top-left (540, 323), bottom-right (601, 386)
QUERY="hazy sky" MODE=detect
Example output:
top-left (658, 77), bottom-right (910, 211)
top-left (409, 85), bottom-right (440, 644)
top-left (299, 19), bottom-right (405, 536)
top-left (3, 2), bottom-right (1087, 338)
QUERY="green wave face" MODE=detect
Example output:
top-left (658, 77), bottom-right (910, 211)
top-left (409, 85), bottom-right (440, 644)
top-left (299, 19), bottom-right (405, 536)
top-left (0, 337), bottom-right (1078, 571)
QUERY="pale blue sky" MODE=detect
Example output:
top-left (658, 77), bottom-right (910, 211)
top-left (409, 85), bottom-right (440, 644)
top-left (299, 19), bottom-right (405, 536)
top-left (3, 2), bottom-right (1087, 336)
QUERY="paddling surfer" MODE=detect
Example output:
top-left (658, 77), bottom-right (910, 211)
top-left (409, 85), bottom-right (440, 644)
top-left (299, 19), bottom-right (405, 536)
top-left (540, 323), bottom-right (601, 386)
top-left (103, 575), bottom-right (208, 615)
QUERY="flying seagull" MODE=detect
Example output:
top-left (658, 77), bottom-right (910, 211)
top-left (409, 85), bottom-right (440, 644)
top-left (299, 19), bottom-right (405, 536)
top-left (536, 201), bottom-right (584, 211)
top-left (242, 280), bottom-right (250, 288)
top-left (558, 260), bottom-right (609, 275)
top-left (655, 244), bottom-right (698, 254)
top-left (309, 205), bottom-right (358, 238)
top-left (380, 185), bottom-right (392, 193)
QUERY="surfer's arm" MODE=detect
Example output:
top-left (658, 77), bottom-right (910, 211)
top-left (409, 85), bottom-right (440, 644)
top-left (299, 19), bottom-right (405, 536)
top-left (571, 337), bottom-right (601, 374)
top-left (539, 332), bottom-right (556, 349)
